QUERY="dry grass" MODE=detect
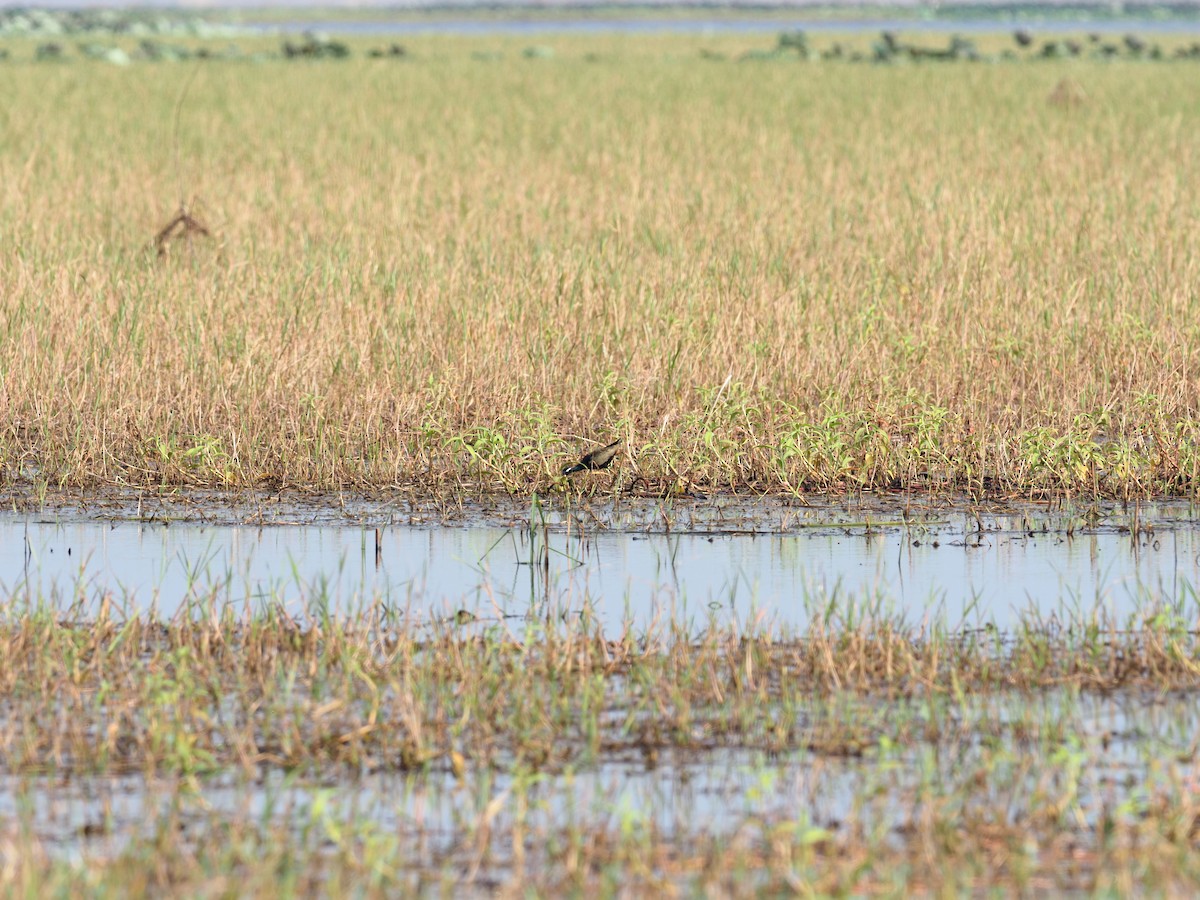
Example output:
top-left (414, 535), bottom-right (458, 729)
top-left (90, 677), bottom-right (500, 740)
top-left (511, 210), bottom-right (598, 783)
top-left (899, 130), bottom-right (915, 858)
top-left (3, 37), bottom-right (1200, 498)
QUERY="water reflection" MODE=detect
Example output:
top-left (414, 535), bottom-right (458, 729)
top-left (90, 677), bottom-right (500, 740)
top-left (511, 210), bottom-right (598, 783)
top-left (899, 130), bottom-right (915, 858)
top-left (1, 514), bottom-right (1196, 633)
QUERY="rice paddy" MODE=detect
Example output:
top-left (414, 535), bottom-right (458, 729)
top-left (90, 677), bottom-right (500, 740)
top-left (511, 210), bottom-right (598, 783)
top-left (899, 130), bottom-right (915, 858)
top-left (5, 579), bottom-right (1200, 894)
top-left (5, 13), bottom-right (1200, 895)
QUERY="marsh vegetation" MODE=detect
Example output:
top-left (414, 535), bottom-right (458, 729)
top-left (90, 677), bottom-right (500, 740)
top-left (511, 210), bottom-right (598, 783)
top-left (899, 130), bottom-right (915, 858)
top-left (0, 492), bottom-right (1195, 892)
top-left (2, 588), bottom-right (1200, 894)
top-left (2, 33), bottom-right (1200, 500)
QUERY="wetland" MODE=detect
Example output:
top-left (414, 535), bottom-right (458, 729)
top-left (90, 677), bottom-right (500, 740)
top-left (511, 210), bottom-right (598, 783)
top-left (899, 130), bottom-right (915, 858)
top-left (4, 490), bottom-right (1200, 893)
top-left (4, 13), bottom-right (1200, 894)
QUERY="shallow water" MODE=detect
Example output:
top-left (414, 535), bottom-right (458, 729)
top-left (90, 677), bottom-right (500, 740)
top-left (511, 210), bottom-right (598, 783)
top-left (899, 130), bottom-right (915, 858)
top-left (256, 16), bottom-right (1200, 37)
top-left (5, 495), bottom-right (1199, 878)
top-left (3, 499), bottom-right (1197, 633)
top-left (8, 688), bottom-right (1195, 867)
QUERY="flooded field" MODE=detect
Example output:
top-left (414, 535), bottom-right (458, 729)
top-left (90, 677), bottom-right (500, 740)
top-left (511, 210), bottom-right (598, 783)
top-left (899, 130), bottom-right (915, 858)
top-left (3, 493), bottom-right (1200, 892)
top-left (9, 688), bottom-right (1200, 890)
top-left (6, 8), bottom-right (1200, 886)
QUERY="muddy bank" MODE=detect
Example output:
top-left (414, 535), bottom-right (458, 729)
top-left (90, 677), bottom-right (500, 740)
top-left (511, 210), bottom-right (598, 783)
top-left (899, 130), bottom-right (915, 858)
top-left (2, 485), bottom-right (1194, 533)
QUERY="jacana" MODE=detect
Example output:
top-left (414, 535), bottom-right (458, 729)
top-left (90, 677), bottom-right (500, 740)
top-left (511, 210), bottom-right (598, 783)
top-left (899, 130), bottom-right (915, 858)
top-left (562, 439), bottom-right (621, 476)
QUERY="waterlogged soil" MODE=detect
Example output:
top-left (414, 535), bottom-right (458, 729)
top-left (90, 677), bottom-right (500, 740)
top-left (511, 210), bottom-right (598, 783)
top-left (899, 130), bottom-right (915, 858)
top-left (2, 488), bottom-right (1197, 634)
top-left (5, 488), bottom-right (1200, 890)
top-left (7, 684), bottom-right (1200, 891)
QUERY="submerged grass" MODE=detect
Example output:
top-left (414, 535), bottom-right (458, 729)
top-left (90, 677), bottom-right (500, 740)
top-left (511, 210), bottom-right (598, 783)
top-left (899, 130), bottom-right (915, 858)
top-left (2, 36), bottom-right (1200, 499)
top-left (4, 590), bottom-right (1200, 893)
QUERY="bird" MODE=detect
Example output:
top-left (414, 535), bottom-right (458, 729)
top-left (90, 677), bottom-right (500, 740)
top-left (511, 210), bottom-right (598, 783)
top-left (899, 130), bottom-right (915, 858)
top-left (562, 439), bottom-right (621, 476)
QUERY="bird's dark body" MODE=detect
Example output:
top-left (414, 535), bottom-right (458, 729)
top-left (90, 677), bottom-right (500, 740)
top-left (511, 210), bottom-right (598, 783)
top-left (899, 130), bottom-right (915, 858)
top-left (563, 439), bottom-right (622, 475)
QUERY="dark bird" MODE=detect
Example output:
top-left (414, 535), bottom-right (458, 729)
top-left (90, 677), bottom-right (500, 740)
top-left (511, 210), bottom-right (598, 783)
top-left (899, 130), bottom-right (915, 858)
top-left (562, 439), bottom-right (621, 476)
